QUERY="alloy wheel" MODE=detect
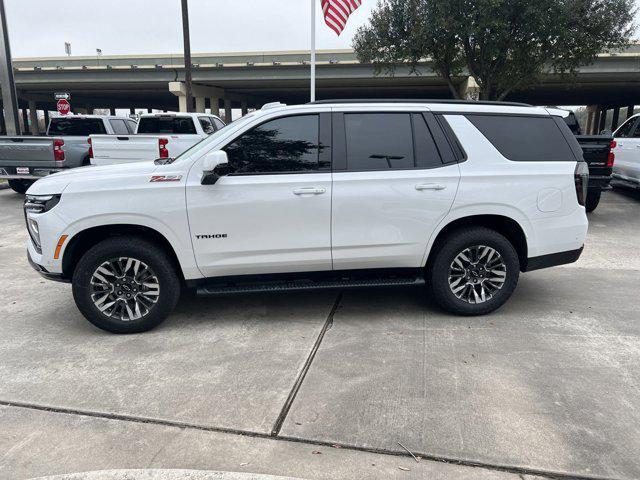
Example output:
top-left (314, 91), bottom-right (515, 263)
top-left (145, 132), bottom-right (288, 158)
top-left (90, 257), bottom-right (160, 321)
top-left (448, 245), bottom-right (507, 304)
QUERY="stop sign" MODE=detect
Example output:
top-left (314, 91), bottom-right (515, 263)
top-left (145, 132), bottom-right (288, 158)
top-left (56, 99), bottom-right (70, 115)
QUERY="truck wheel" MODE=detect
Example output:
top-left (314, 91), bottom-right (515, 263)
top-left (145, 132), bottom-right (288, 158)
top-left (72, 237), bottom-right (181, 333)
top-left (8, 179), bottom-right (33, 194)
top-left (585, 190), bottom-right (601, 213)
top-left (428, 227), bottom-right (520, 316)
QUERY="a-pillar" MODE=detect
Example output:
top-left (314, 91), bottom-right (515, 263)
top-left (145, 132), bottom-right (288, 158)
top-left (209, 97), bottom-right (220, 116)
top-left (224, 98), bottom-right (232, 123)
top-left (28, 100), bottom-right (39, 135)
top-left (611, 107), bottom-right (620, 130)
top-left (241, 101), bottom-right (248, 116)
top-left (195, 97), bottom-right (205, 113)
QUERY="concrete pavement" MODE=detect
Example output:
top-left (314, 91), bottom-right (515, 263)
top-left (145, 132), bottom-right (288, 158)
top-left (0, 187), bottom-right (638, 480)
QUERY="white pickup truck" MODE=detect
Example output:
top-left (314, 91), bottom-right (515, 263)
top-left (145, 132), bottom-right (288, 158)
top-left (90, 112), bottom-right (225, 165)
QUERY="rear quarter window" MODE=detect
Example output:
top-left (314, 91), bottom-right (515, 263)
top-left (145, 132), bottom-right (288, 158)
top-left (466, 114), bottom-right (577, 161)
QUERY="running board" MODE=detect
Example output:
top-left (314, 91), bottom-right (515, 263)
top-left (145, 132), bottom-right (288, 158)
top-left (196, 272), bottom-right (425, 296)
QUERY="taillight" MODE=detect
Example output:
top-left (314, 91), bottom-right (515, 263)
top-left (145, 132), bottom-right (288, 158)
top-left (607, 140), bottom-right (616, 167)
top-left (53, 139), bottom-right (65, 162)
top-left (88, 138), bottom-right (93, 159)
top-left (574, 161), bottom-right (589, 207)
top-left (158, 138), bottom-right (169, 158)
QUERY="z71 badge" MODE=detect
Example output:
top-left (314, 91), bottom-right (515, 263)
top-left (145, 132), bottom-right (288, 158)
top-left (149, 175), bottom-right (182, 182)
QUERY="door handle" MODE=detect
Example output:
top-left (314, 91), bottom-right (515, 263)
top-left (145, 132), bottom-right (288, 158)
top-left (293, 187), bottom-right (326, 195)
top-left (415, 183), bottom-right (446, 191)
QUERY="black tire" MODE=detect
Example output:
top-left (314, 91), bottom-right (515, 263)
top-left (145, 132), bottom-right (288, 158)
top-left (428, 227), bottom-right (520, 316)
top-left (8, 179), bottom-right (33, 194)
top-left (72, 237), bottom-right (181, 333)
top-left (585, 190), bottom-right (601, 213)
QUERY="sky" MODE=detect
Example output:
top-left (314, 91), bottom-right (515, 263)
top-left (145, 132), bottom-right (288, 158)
top-left (5, 0), bottom-right (377, 58)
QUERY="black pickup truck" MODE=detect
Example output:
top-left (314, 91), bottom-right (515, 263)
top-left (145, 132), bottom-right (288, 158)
top-left (548, 108), bottom-right (614, 212)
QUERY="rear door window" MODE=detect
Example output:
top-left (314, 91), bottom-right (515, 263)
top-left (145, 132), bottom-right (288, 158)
top-left (109, 119), bottom-right (129, 135)
top-left (413, 114), bottom-right (444, 169)
top-left (126, 120), bottom-right (138, 133)
top-left (213, 118), bottom-right (226, 130)
top-left (137, 116), bottom-right (197, 134)
top-left (198, 116), bottom-right (215, 134)
top-left (467, 114), bottom-right (576, 161)
top-left (344, 113), bottom-right (414, 170)
top-left (48, 118), bottom-right (107, 136)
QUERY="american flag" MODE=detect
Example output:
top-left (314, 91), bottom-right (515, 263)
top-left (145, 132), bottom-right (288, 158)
top-left (321, 0), bottom-right (362, 36)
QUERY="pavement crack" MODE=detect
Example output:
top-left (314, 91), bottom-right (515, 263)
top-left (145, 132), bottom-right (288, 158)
top-left (270, 291), bottom-right (343, 437)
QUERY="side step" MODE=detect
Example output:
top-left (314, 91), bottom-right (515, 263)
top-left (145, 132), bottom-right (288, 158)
top-left (196, 272), bottom-right (425, 296)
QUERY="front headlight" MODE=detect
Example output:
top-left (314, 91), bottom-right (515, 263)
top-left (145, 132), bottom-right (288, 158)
top-left (27, 218), bottom-right (41, 251)
top-left (24, 194), bottom-right (61, 214)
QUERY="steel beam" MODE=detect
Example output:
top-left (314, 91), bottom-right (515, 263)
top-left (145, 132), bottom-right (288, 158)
top-left (0, 0), bottom-right (20, 135)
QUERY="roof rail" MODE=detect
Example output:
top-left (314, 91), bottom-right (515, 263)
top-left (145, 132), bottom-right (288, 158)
top-left (308, 99), bottom-right (532, 107)
top-left (261, 101), bottom-right (287, 110)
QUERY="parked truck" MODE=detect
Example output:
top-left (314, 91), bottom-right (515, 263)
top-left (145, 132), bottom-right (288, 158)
top-left (89, 112), bottom-right (225, 166)
top-left (547, 108), bottom-right (614, 212)
top-left (0, 115), bottom-right (136, 194)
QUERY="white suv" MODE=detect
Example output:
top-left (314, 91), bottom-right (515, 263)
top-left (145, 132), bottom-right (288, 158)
top-left (24, 100), bottom-right (589, 333)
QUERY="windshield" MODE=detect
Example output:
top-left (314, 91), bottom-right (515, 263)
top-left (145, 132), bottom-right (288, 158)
top-left (170, 113), bottom-right (258, 164)
top-left (47, 118), bottom-right (107, 136)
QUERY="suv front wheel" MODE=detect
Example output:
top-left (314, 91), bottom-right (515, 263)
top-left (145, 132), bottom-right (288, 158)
top-left (429, 227), bottom-right (520, 316)
top-left (72, 237), bottom-right (181, 333)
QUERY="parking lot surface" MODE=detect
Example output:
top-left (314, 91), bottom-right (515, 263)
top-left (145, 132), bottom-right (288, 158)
top-left (0, 187), bottom-right (639, 480)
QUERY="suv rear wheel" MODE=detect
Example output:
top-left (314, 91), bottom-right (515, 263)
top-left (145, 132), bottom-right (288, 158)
top-left (72, 237), bottom-right (181, 333)
top-left (428, 227), bottom-right (520, 316)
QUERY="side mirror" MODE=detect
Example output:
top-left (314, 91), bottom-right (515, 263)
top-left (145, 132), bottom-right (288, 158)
top-left (201, 150), bottom-right (231, 185)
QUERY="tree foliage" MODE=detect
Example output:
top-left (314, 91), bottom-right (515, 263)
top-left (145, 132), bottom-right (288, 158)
top-left (353, 0), bottom-right (636, 100)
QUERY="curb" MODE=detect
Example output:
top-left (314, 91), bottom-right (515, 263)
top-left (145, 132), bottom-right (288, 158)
top-left (28, 469), bottom-right (304, 480)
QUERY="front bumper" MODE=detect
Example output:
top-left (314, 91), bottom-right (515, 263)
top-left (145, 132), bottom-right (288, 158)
top-left (27, 248), bottom-right (69, 283)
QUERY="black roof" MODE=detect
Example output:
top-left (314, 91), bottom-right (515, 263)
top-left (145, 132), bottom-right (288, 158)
top-left (309, 99), bottom-right (532, 107)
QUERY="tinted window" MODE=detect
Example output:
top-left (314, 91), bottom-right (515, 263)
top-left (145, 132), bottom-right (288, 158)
top-left (109, 119), bottom-right (129, 134)
top-left (199, 116), bottom-right (215, 134)
top-left (126, 120), bottom-right (137, 133)
top-left (137, 116), bottom-right (197, 134)
top-left (413, 114), bottom-right (443, 168)
top-left (345, 113), bottom-right (413, 170)
top-left (213, 118), bottom-right (225, 130)
top-left (225, 115), bottom-right (320, 174)
top-left (48, 118), bottom-right (106, 136)
top-left (467, 114), bottom-right (576, 161)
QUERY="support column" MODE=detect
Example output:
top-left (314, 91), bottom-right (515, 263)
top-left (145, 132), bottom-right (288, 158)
top-left (178, 96), bottom-right (188, 112)
top-left (586, 105), bottom-right (597, 134)
top-left (28, 100), bottom-right (39, 135)
top-left (241, 101), bottom-right (248, 116)
top-left (21, 108), bottom-right (29, 134)
top-left (611, 107), bottom-right (620, 130)
top-left (598, 108), bottom-right (607, 134)
top-left (0, 0), bottom-right (21, 135)
top-left (224, 98), bottom-right (232, 123)
top-left (627, 105), bottom-right (635, 120)
top-left (129, 107), bottom-right (135, 115)
top-left (195, 96), bottom-right (205, 113)
top-left (147, 108), bottom-right (152, 114)
top-left (209, 97), bottom-right (220, 116)
top-left (458, 76), bottom-right (480, 101)
top-left (109, 108), bottom-right (116, 116)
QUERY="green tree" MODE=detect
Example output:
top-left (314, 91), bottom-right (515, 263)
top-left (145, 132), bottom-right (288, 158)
top-left (353, 0), bottom-right (635, 100)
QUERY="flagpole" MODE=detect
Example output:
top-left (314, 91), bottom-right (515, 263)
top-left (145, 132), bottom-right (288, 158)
top-left (310, 0), bottom-right (316, 102)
